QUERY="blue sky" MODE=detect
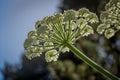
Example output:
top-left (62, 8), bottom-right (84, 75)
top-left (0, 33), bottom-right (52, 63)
top-left (0, 0), bottom-right (60, 70)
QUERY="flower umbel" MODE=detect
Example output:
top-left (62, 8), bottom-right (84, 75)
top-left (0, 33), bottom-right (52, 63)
top-left (97, 0), bottom-right (120, 39)
top-left (24, 8), bottom-right (98, 62)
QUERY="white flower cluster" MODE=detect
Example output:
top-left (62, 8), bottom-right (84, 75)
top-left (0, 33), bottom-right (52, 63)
top-left (97, 0), bottom-right (120, 39)
top-left (24, 8), bottom-right (98, 62)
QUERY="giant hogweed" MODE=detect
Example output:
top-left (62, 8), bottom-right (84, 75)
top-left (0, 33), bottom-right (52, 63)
top-left (24, 1), bottom-right (120, 80)
top-left (24, 8), bottom-right (98, 61)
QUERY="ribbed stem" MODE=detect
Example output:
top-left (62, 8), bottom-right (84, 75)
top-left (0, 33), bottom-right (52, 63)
top-left (66, 42), bottom-right (119, 80)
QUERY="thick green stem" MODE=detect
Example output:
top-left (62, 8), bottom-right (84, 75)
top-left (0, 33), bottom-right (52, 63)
top-left (66, 42), bottom-right (119, 80)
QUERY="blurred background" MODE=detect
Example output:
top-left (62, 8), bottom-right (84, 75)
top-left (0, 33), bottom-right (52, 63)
top-left (0, 0), bottom-right (120, 80)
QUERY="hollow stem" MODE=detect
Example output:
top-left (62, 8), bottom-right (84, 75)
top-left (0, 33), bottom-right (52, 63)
top-left (66, 42), bottom-right (119, 80)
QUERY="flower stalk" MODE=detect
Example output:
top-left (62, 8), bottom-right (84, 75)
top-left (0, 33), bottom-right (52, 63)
top-left (66, 42), bottom-right (119, 80)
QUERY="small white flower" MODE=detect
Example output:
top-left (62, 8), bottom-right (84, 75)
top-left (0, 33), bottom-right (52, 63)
top-left (36, 25), bottom-right (48, 35)
top-left (65, 21), bottom-right (77, 30)
top-left (35, 21), bottom-right (41, 29)
top-left (71, 22), bottom-right (77, 30)
top-left (105, 28), bottom-right (115, 39)
top-left (39, 34), bottom-right (48, 41)
top-left (24, 38), bottom-right (33, 50)
top-left (25, 52), bottom-right (42, 60)
top-left (64, 10), bottom-right (77, 21)
top-left (28, 31), bottom-right (37, 39)
top-left (44, 42), bottom-right (54, 50)
top-left (78, 8), bottom-right (90, 17)
top-left (86, 13), bottom-right (98, 23)
top-left (117, 2), bottom-right (120, 8)
top-left (115, 24), bottom-right (120, 30)
top-left (77, 18), bottom-right (87, 29)
top-left (25, 46), bottom-right (43, 60)
top-left (81, 25), bottom-right (94, 36)
top-left (45, 50), bottom-right (58, 62)
top-left (97, 24), bottom-right (106, 34)
top-left (61, 47), bottom-right (69, 53)
top-left (32, 39), bottom-right (39, 45)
